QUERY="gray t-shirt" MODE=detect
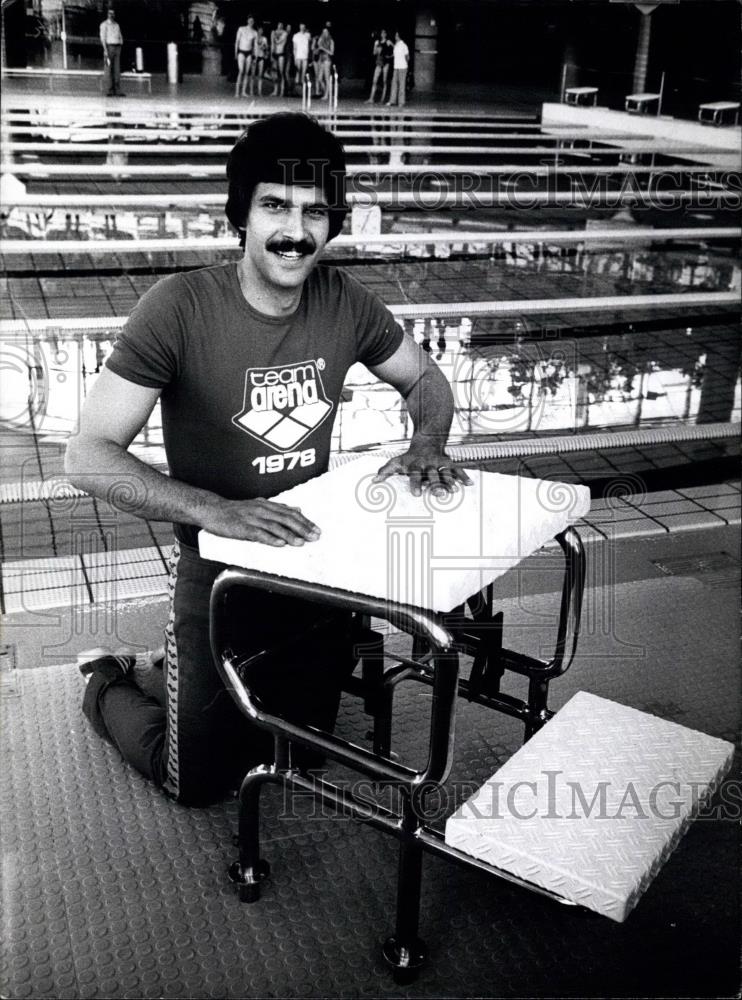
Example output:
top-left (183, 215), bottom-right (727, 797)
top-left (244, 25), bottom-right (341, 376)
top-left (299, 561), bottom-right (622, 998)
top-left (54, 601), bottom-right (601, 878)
top-left (106, 262), bottom-right (404, 545)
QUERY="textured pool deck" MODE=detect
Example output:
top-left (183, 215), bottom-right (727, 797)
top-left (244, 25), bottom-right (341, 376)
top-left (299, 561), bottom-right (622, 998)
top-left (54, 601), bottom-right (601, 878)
top-left (1, 525), bottom-right (739, 999)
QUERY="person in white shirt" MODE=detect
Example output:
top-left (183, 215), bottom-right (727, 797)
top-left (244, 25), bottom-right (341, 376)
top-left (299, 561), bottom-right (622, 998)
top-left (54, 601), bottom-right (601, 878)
top-left (386, 31), bottom-right (409, 107)
top-left (99, 8), bottom-right (124, 97)
top-left (234, 16), bottom-right (257, 98)
top-left (292, 23), bottom-right (311, 95)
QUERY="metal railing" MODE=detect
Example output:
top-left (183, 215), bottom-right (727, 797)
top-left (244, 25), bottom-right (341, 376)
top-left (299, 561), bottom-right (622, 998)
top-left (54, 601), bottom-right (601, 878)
top-left (329, 64), bottom-right (339, 115)
top-left (301, 66), bottom-right (338, 113)
top-left (3, 291), bottom-right (738, 337)
top-left (301, 71), bottom-right (312, 111)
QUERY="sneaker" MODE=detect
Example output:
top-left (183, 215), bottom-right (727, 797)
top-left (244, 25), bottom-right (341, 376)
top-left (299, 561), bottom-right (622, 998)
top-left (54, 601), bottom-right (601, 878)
top-left (77, 646), bottom-right (135, 679)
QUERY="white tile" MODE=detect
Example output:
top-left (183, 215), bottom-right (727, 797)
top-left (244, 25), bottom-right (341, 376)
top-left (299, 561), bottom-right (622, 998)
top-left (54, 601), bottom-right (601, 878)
top-left (89, 576), bottom-right (168, 602)
top-left (84, 558), bottom-right (168, 583)
top-left (2, 563), bottom-right (86, 595)
top-left (4, 584), bottom-right (91, 613)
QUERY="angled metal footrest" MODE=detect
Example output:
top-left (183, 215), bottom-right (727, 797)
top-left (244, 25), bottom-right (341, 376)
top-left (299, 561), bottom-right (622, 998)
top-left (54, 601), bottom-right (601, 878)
top-left (445, 691), bottom-right (734, 921)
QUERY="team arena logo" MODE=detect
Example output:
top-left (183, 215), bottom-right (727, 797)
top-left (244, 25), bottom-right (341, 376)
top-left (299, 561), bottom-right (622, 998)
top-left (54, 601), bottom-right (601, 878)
top-left (232, 360), bottom-right (333, 452)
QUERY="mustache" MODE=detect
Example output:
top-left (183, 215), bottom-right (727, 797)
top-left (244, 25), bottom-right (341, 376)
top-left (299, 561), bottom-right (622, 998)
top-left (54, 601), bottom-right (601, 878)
top-left (266, 237), bottom-right (316, 255)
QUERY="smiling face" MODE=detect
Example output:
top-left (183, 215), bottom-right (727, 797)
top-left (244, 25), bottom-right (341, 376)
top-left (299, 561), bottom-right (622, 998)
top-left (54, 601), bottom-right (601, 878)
top-left (242, 182), bottom-right (330, 295)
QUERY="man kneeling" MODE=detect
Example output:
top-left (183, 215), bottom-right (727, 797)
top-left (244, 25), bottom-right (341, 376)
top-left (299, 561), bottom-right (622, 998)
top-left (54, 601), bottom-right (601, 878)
top-left (65, 113), bottom-right (466, 806)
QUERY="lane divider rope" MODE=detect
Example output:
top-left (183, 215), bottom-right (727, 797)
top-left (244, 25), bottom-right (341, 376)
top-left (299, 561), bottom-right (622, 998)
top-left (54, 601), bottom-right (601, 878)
top-left (2, 422), bottom-right (738, 505)
top-left (2, 160), bottom-right (733, 177)
top-left (1, 291), bottom-right (738, 336)
top-left (1, 226), bottom-right (739, 257)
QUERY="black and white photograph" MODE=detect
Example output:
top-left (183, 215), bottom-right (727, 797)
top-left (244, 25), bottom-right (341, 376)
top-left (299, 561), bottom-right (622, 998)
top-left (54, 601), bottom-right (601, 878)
top-left (0, 0), bottom-right (740, 996)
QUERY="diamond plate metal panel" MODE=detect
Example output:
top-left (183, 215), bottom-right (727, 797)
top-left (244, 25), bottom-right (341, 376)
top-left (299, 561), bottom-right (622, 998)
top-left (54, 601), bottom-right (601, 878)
top-left (445, 691), bottom-right (734, 921)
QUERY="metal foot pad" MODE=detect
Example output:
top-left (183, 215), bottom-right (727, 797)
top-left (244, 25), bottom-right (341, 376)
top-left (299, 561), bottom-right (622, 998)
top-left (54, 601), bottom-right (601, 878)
top-left (382, 935), bottom-right (427, 982)
top-left (228, 858), bottom-right (271, 903)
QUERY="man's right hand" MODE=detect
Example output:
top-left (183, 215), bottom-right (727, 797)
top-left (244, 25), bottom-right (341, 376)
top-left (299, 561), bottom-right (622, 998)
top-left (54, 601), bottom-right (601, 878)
top-left (65, 372), bottom-right (323, 549)
top-left (202, 498), bottom-right (321, 547)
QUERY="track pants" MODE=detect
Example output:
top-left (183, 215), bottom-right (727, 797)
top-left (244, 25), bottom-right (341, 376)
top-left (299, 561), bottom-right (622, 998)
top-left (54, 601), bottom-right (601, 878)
top-left (389, 67), bottom-right (407, 106)
top-left (104, 44), bottom-right (122, 94)
top-left (83, 540), bottom-right (357, 806)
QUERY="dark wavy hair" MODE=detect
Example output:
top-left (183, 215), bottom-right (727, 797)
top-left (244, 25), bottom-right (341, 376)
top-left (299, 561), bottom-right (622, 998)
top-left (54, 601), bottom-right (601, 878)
top-left (225, 112), bottom-right (348, 247)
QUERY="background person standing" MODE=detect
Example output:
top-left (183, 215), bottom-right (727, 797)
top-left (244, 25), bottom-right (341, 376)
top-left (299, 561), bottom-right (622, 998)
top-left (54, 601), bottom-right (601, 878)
top-left (387, 31), bottom-right (409, 107)
top-left (99, 8), bottom-right (124, 97)
top-left (316, 22), bottom-right (334, 100)
top-left (234, 15), bottom-right (258, 98)
top-left (253, 26), bottom-right (269, 96)
top-left (271, 21), bottom-right (288, 97)
top-left (283, 23), bottom-right (294, 94)
top-left (366, 29), bottom-right (392, 104)
top-left (292, 23), bottom-right (311, 96)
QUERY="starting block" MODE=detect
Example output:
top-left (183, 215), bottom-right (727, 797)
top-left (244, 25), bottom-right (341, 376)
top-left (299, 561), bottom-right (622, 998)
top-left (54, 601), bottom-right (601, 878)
top-left (564, 86), bottom-right (599, 107)
top-left (200, 456), bottom-right (590, 613)
top-left (446, 691), bottom-right (733, 921)
top-left (698, 101), bottom-right (740, 127)
top-left (625, 92), bottom-right (661, 115)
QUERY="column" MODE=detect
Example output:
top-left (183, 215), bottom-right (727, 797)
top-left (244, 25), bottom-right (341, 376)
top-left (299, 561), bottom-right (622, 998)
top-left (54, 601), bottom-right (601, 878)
top-left (414, 7), bottom-right (438, 93)
top-left (632, 4), bottom-right (657, 93)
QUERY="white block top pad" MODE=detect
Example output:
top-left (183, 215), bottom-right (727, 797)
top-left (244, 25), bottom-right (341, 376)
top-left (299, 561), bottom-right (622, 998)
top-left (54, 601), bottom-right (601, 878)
top-left (198, 456), bottom-right (590, 613)
top-left (445, 691), bottom-right (734, 921)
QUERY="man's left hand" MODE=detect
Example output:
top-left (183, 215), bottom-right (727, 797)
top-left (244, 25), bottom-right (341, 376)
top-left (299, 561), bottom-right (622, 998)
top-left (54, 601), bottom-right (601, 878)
top-left (372, 450), bottom-right (473, 497)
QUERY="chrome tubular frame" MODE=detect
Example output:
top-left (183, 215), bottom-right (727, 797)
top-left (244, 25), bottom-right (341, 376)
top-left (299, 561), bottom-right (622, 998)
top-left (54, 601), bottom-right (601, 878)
top-left (301, 71), bottom-right (312, 112)
top-left (209, 527), bottom-right (586, 982)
